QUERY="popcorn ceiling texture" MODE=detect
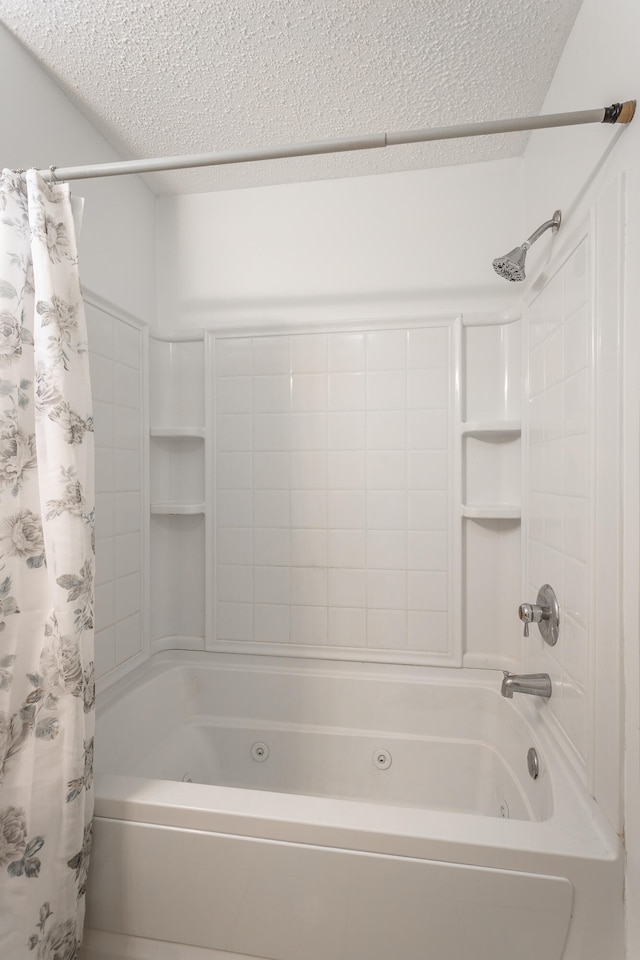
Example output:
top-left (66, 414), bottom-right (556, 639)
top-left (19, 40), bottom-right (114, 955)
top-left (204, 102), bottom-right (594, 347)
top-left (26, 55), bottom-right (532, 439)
top-left (0, 0), bottom-right (583, 195)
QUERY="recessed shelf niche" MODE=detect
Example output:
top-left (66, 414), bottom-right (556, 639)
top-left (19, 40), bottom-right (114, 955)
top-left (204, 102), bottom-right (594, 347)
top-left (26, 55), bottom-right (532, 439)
top-left (150, 514), bottom-right (205, 642)
top-left (150, 435), bottom-right (205, 511)
top-left (462, 430), bottom-right (521, 517)
top-left (461, 320), bottom-right (522, 668)
top-left (149, 335), bottom-right (206, 651)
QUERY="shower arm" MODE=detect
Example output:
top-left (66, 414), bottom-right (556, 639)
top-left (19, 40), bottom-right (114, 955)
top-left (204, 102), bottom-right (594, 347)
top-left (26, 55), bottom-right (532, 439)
top-left (17, 100), bottom-right (636, 184)
top-left (522, 210), bottom-right (562, 250)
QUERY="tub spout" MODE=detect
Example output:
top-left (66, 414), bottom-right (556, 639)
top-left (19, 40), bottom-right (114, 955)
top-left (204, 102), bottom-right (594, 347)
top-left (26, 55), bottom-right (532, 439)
top-left (501, 671), bottom-right (552, 699)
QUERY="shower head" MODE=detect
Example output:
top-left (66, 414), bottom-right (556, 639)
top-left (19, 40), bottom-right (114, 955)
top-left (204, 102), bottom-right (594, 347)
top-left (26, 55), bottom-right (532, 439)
top-left (493, 210), bottom-right (561, 282)
top-left (492, 245), bottom-right (529, 283)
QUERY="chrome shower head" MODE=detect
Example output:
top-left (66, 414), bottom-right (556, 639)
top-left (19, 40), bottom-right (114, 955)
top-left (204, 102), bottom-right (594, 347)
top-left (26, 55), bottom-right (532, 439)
top-left (492, 245), bottom-right (528, 282)
top-left (493, 210), bottom-right (561, 282)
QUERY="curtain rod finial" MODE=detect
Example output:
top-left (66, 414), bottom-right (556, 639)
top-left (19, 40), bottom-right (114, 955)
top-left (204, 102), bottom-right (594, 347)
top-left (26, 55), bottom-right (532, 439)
top-left (618, 100), bottom-right (636, 123)
top-left (603, 100), bottom-right (636, 124)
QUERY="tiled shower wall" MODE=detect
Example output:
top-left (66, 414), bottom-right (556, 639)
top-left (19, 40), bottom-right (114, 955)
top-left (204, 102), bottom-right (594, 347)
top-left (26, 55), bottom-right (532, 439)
top-left (525, 238), bottom-right (591, 766)
top-left (86, 300), bottom-right (146, 684)
top-left (214, 323), bottom-right (455, 661)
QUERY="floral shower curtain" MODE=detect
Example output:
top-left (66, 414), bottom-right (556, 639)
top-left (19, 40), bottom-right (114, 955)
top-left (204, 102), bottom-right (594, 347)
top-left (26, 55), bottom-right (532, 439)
top-left (0, 171), bottom-right (94, 959)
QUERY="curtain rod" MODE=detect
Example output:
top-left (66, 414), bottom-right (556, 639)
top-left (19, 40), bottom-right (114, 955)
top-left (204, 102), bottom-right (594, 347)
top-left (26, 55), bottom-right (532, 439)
top-left (37, 100), bottom-right (635, 183)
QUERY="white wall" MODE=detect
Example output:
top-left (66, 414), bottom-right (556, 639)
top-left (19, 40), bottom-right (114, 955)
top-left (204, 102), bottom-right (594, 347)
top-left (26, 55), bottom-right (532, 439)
top-left (156, 158), bottom-right (523, 329)
top-left (523, 0), bottom-right (640, 954)
top-left (0, 26), bottom-right (154, 690)
top-left (0, 24), bottom-right (156, 324)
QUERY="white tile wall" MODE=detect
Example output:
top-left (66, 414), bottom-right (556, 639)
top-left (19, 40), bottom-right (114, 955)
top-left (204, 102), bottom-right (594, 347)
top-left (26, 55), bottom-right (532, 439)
top-left (214, 324), bottom-right (452, 658)
top-left (526, 240), bottom-right (590, 765)
top-left (87, 302), bottom-right (145, 682)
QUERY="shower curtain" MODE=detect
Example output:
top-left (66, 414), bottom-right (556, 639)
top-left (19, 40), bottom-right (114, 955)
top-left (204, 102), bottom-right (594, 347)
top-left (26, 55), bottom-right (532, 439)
top-left (0, 171), bottom-right (94, 959)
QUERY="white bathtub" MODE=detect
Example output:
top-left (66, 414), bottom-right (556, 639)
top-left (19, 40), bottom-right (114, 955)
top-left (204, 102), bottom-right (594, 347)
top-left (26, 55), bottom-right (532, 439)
top-left (82, 652), bottom-right (623, 960)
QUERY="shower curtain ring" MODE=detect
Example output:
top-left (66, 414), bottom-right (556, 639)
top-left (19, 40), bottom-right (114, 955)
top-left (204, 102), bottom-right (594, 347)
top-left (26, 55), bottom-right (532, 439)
top-left (49, 164), bottom-right (59, 181)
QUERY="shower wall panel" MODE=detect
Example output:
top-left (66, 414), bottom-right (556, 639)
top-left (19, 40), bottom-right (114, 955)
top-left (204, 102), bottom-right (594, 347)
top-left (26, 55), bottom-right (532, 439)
top-left (212, 322), bottom-right (458, 663)
top-left (525, 242), bottom-right (591, 770)
top-left (87, 300), bottom-right (147, 685)
top-left (523, 178), bottom-right (624, 830)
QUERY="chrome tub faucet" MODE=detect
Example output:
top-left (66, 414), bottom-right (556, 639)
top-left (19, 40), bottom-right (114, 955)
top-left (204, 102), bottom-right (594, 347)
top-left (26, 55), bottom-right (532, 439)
top-left (501, 671), bottom-right (552, 699)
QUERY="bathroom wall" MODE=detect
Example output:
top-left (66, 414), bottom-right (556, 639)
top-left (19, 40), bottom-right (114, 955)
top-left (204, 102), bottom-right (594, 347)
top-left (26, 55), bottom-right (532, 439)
top-left (156, 157), bottom-right (523, 329)
top-left (0, 24), bottom-right (156, 324)
top-left (521, 0), bottom-right (640, 951)
top-left (0, 26), bottom-right (155, 689)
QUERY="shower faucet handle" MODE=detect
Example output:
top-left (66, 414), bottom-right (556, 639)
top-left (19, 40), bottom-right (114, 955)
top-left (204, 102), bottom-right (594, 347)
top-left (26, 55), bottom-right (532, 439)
top-left (518, 585), bottom-right (560, 646)
top-left (518, 602), bottom-right (546, 638)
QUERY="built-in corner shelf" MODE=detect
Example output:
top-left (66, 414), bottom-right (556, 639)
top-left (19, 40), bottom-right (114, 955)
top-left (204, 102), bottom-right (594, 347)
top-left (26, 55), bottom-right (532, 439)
top-left (150, 427), bottom-right (205, 439)
top-left (151, 502), bottom-right (206, 516)
top-left (149, 337), bottom-right (207, 649)
top-left (150, 427), bottom-right (206, 519)
top-left (461, 419), bottom-right (521, 523)
top-left (462, 505), bottom-right (521, 520)
top-left (461, 420), bottom-right (521, 439)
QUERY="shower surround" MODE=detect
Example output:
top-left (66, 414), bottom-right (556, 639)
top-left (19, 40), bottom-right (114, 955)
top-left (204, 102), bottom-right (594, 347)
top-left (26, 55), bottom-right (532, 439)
top-left (81, 165), bottom-right (626, 960)
top-left (143, 314), bottom-right (523, 674)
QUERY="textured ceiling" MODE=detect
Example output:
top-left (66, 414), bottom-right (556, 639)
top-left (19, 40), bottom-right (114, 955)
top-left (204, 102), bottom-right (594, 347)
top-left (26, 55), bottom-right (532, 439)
top-left (0, 0), bottom-right (583, 195)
